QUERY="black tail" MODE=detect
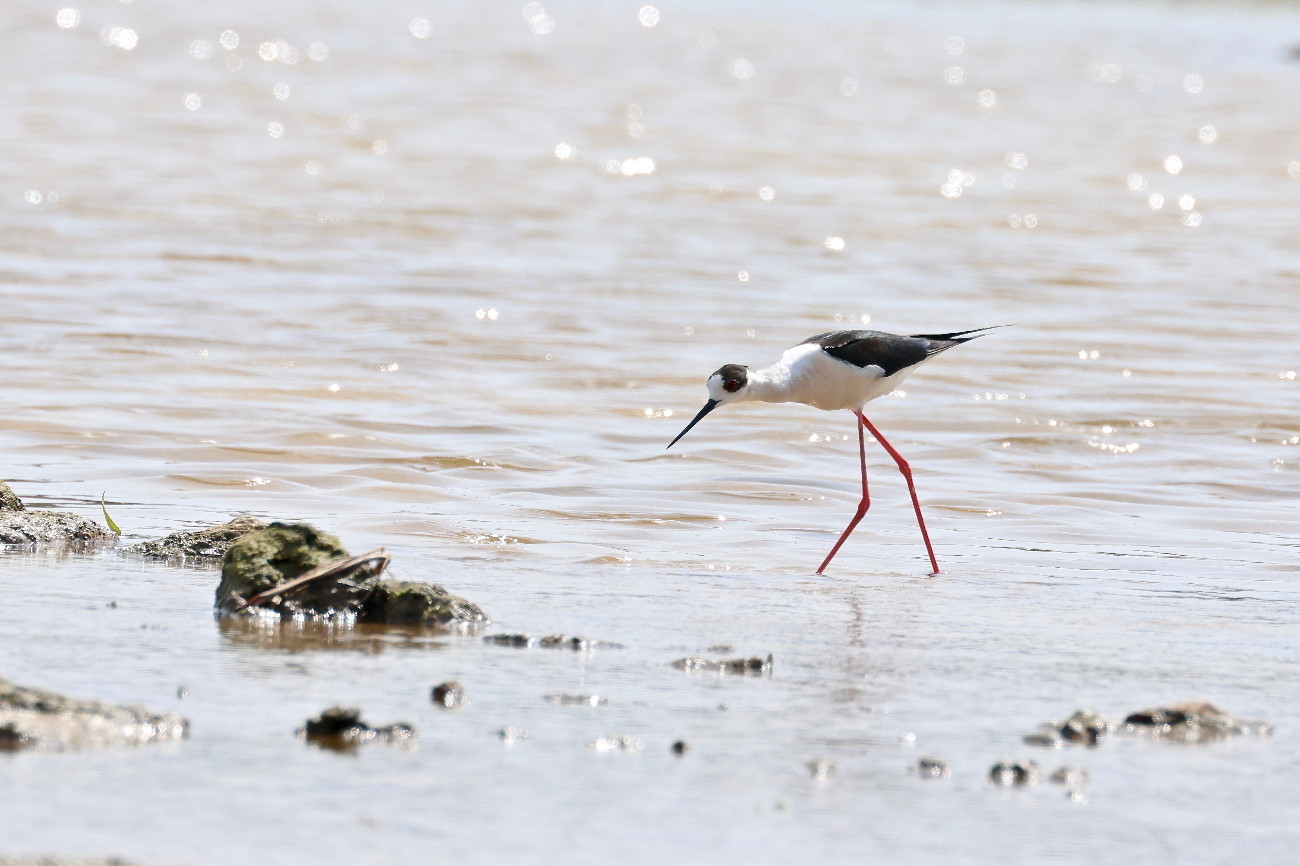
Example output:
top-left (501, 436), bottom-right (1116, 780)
top-left (910, 325), bottom-right (1009, 357)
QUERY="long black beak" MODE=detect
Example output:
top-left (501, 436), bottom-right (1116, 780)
top-left (667, 400), bottom-right (718, 449)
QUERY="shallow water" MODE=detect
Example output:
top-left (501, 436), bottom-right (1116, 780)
top-left (2, 0), bottom-right (1299, 862)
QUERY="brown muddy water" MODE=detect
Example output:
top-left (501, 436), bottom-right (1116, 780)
top-left (2, 0), bottom-right (1299, 863)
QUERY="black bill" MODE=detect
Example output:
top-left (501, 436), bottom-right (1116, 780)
top-left (666, 399), bottom-right (719, 449)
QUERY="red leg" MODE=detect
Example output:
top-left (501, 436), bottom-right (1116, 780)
top-left (816, 413), bottom-right (871, 574)
top-left (858, 414), bottom-right (940, 575)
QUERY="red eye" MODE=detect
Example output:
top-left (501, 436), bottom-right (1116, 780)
top-left (723, 379), bottom-right (742, 393)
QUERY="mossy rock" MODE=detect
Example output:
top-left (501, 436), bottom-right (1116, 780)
top-left (361, 579), bottom-right (489, 627)
top-left (215, 522), bottom-right (379, 616)
top-left (0, 481), bottom-right (113, 547)
top-left (0, 482), bottom-right (25, 512)
top-left (131, 515), bottom-right (268, 562)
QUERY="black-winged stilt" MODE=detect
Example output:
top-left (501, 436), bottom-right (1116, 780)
top-left (667, 327), bottom-right (997, 575)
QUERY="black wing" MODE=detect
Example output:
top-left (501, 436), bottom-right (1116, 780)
top-left (802, 330), bottom-right (931, 376)
top-left (804, 327), bottom-right (998, 376)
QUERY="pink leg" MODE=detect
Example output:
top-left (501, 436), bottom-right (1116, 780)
top-left (858, 414), bottom-right (941, 575)
top-left (816, 413), bottom-right (870, 575)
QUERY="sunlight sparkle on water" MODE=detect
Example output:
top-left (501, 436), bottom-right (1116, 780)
top-left (839, 78), bottom-right (858, 96)
top-left (1181, 212), bottom-right (1203, 227)
top-left (1178, 194), bottom-right (1195, 211)
top-left (1164, 155), bottom-right (1183, 174)
top-left (977, 89), bottom-right (997, 107)
top-left (183, 93), bottom-right (201, 111)
top-left (554, 142), bottom-right (575, 160)
top-left (731, 59), bottom-right (754, 80)
top-left (1148, 193), bottom-right (1165, 209)
top-left (56, 8), bottom-right (80, 28)
top-left (219, 30), bottom-right (239, 50)
top-left (943, 36), bottom-right (965, 56)
top-left (1287, 162), bottom-right (1300, 178)
top-left (824, 236), bottom-right (845, 251)
top-left (619, 157), bottom-right (655, 176)
top-left (523, 4), bottom-right (555, 35)
top-left (410, 18), bottom-right (431, 39)
top-left (943, 66), bottom-right (965, 86)
top-left (758, 186), bottom-right (775, 201)
top-left (267, 122), bottom-right (284, 139)
top-left (273, 83), bottom-right (291, 100)
top-left (188, 40), bottom-right (213, 60)
top-left (1005, 152), bottom-right (1029, 170)
top-left (1126, 173), bottom-right (1147, 191)
top-left (1198, 125), bottom-right (1217, 144)
top-left (638, 6), bottom-right (660, 27)
top-left (105, 27), bottom-right (138, 50)
top-left (1183, 73), bottom-right (1204, 94)
top-left (308, 42), bottom-right (328, 62)
top-left (372, 140), bottom-right (388, 155)
top-left (737, 271), bottom-right (749, 282)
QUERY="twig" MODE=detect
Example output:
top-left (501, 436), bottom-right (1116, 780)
top-left (242, 548), bottom-right (390, 608)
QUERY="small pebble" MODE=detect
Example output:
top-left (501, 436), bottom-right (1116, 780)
top-left (430, 681), bottom-right (465, 708)
top-left (671, 740), bottom-right (688, 755)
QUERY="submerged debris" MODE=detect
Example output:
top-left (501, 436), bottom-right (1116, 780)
top-left (130, 515), bottom-right (268, 561)
top-left (482, 633), bottom-right (619, 650)
top-left (1050, 766), bottom-right (1090, 788)
top-left (989, 760), bottom-right (1041, 787)
top-left (0, 676), bottom-right (188, 751)
top-left (1025, 709), bottom-right (1113, 748)
top-left (545, 694), bottom-right (608, 706)
top-left (590, 736), bottom-right (644, 753)
top-left (671, 654), bottom-right (773, 675)
top-left (917, 757), bottom-right (951, 779)
top-left (1122, 701), bottom-right (1271, 742)
top-left (299, 707), bottom-right (415, 750)
top-left (430, 682), bottom-right (465, 708)
top-left (0, 482), bottom-right (114, 548)
top-left (808, 759), bottom-right (835, 779)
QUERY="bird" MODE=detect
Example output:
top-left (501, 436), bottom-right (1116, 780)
top-left (666, 326), bottom-right (999, 575)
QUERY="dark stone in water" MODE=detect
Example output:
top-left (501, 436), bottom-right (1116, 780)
top-left (672, 654), bottom-right (773, 675)
top-left (430, 681), bottom-right (465, 708)
top-left (1122, 701), bottom-right (1271, 742)
top-left (362, 580), bottom-right (487, 627)
top-left (671, 740), bottom-right (688, 755)
top-left (485, 633), bottom-right (535, 647)
top-left (1024, 709), bottom-right (1113, 748)
top-left (300, 706), bottom-right (415, 749)
top-left (989, 760), bottom-right (1040, 787)
top-left (130, 515), bottom-right (268, 561)
top-left (1050, 766), bottom-right (1089, 787)
top-left (918, 757), bottom-right (950, 778)
top-left (0, 675), bottom-right (188, 751)
top-left (0, 482), bottom-right (114, 547)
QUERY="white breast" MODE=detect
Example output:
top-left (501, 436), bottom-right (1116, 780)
top-left (755, 344), bottom-right (918, 411)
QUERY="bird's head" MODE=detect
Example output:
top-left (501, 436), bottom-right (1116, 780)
top-left (667, 363), bottom-right (749, 448)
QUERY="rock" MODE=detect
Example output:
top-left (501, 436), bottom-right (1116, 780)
top-left (671, 740), bottom-right (688, 755)
top-left (361, 579), bottom-right (488, 627)
top-left (989, 760), bottom-right (1040, 787)
top-left (1050, 766), bottom-right (1089, 787)
top-left (0, 483), bottom-right (113, 547)
top-left (299, 707), bottom-right (415, 750)
top-left (0, 676), bottom-right (188, 751)
top-left (1025, 709), bottom-right (1113, 747)
top-left (129, 515), bottom-right (268, 562)
top-left (671, 654), bottom-right (773, 675)
top-left (917, 757), bottom-right (950, 778)
top-left (485, 633), bottom-right (534, 647)
top-left (0, 481), bottom-right (25, 511)
top-left (215, 522), bottom-right (380, 616)
top-left (1122, 701), bottom-right (1271, 742)
top-left (430, 682), bottom-right (465, 708)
